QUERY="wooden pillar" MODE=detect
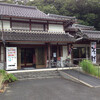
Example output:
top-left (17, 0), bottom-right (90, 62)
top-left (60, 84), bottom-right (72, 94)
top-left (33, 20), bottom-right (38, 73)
top-left (57, 43), bottom-right (59, 58)
top-left (45, 45), bottom-right (47, 67)
top-left (86, 47), bottom-right (88, 59)
top-left (35, 48), bottom-right (38, 68)
top-left (61, 46), bottom-right (63, 57)
top-left (90, 42), bottom-right (91, 60)
top-left (48, 43), bottom-right (51, 68)
top-left (17, 48), bottom-right (21, 70)
top-left (3, 46), bottom-right (6, 70)
top-left (0, 46), bottom-right (1, 62)
top-left (10, 17), bottom-right (12, 28)
top-left (47, 21), bottom-right (49, 32)
top-left (29, 19), bottom-right (31, 31)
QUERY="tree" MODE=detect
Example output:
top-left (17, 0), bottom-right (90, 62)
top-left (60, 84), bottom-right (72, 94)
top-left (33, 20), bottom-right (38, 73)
top-left (2, 0), bottom-right (100, 30)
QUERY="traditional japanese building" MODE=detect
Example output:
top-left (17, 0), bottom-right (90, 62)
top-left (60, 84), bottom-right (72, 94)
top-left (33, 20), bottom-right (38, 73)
top-left (66, 23), bottom-right (100, 64)
top-left (0, 3), bottom-right (100, 71)
top-left (0, 3), bottom-right (76, 70)
top-left (48, 14), bottom-right (100, 65)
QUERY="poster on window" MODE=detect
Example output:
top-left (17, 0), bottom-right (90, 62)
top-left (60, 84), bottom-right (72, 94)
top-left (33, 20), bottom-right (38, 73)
top-left (91, 42), bottom-right (96, 64)
top-left (6, 47), bottom-right (17, 70)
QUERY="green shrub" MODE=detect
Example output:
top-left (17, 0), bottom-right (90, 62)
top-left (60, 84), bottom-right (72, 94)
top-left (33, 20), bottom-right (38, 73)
top-left (0, 70), bottom-right (17, 83)
top-left (7, 74), bottom-right (18, 83)
top-left (79, 59), bottom-right (97, 76)
top-left (0, 74), bottom-right (4, 89)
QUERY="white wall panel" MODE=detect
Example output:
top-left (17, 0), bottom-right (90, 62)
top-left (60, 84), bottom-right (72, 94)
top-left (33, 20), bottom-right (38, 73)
top-left (49, 24), bottom-right (64, 32)
top-left (0, 21), bottom-right (10, 30)
top-left (1, 46), bottom-right (4, 62)
top-left (3, 21), bottom-right (10, 30)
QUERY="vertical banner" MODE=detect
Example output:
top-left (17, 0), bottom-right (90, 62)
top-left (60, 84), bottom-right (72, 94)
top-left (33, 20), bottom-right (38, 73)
top-left (6, 47), bottom-right (17, 70)
top-left (91, 42), bottom-right (96, 64)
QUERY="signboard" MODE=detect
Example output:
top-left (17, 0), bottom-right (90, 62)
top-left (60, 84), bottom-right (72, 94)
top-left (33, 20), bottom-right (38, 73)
top-left (91, 42), bottom-right (96, 63)
top-left (53, 53), bottom-right (56, 57)
top-left (6, 47), bottom-right (17, 70)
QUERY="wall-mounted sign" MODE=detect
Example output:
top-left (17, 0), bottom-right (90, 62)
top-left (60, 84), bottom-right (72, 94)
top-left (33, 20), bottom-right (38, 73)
top-left (91, 42), bottom-right (96, 63)
top-left (6, 47), bottom-right (17, 70)
top-left (53, 53), bottom-right (56, 58)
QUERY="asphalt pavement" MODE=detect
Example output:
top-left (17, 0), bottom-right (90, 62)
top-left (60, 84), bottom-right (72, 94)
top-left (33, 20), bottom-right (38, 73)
top-left (0, 78), bottom-right (100, 100)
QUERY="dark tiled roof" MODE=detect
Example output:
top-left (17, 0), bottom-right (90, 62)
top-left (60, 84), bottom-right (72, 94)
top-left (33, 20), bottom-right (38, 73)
top-left (73, 24), bottom-right (95, 31)
top-left (0, 3), bottom-right (65, 21)
top-left (48, 14), bottom-right (76, 21)
top-left (0, 30), bottom-right (75, 42)
top-left (82, 30), bottom-right (100, 40)
top-left (66, 24), bottom-right (95, 32)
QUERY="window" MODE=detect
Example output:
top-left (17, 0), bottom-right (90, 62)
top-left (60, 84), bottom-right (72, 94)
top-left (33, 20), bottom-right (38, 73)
top-left (12, 22), bottom-right (29, 30)
top-left (97, 48), bottom-right (100, 54)
top-left (31, 24), bottom-right (44, 31)
top-left (73, 47), bottom-right (86, 58)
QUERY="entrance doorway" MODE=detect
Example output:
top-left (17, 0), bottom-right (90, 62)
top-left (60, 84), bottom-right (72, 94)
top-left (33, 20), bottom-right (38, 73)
top-left (21, 48), bottom-right (36, 68)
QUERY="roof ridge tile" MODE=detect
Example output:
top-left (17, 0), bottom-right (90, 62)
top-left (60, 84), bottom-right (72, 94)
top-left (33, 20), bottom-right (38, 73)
top-left (0, 3), bottom-right (37, 9)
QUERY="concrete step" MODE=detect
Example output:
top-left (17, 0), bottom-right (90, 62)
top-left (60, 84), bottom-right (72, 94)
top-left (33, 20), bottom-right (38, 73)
top-left (13, 70), bottom-right (61, 80)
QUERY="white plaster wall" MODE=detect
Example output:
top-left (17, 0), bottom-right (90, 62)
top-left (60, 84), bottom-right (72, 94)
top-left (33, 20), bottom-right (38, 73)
top-left (0, 46), bottom-right (4, 69)
top-left (0, 21), bottom-right (11, 30)
top-left (0, 21), bottom-right (1, 29)
top-left (49, 24), bottom-right (64, 32)
top-left (61, 46), bottom-right (72, 67)
top-left (62, 46), bottom-right (68, 60)
top-left (1, 46), bottom-right (4, 62)
top-left (3, 21), bottom-right (10, 30)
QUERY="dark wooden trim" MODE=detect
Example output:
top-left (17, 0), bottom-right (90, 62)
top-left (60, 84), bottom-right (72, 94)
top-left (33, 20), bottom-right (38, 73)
top-left (7, 44), bottom-right (46, 48)
top-left (63, 22), bottom-right (65, 31)
top-left (3, 46), bottom-right (6, 62)
top-left (48, 43), bottom-right (51, 68)
top-left (44, 24), bottom-right (45, 31)
top-left (47, 21), bottom-right (49, 31)
top-left (0, 18), bottom-right (65, 25)
top-left (3, 16), bottom-right (66, 22)
top-left (10, 17), bottom-right (12, 28)
top-left (29, 19), bottom-right (31, 31)
top-left (0, 45), bottom-right (1, 62)
top-left (0, 19), bottom-right (10, 21)
top-left (12, 20), bottom-right (30, 23)
top-left (61, 46), bottom-right (63, 57)
top-left (45, 45), bottom-right (47, 67)
top-left (57, 43), bottom-right (59, 58)
top-left (6, 41), bottom-right (74, 44)
top-left (31, 21), bottom-right (47, 24)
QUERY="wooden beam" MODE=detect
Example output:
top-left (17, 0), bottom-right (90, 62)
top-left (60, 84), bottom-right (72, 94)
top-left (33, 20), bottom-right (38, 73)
top-left (57, 43), bottom-right (59, 58)
top-left (0, 45), bottom-right (1, 61)
top-left (10, 17), bottom-right (12, 28)
top-left (48, 43), bottom-right (51, 68)
top-left (3, 16), bottom-right (66, 22)
top-left (3, 46), bottom-right (6, 70)
top-left (29, 19), bottom-right (31, 31)
top-left (6, 41), bottom-right (73, 43)
top-left (44, 24), bottom-right (45, 31)
top-left (47, 21), bottom-right (49, 32)
top-left (45, 44), bottom-right (47, 67)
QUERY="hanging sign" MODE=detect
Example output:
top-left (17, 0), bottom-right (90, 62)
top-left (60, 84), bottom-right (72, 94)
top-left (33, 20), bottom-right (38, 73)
top-left (6, 47), bottom-right (17, 70)
top-left (91, 42), bottom-right (96, 63)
